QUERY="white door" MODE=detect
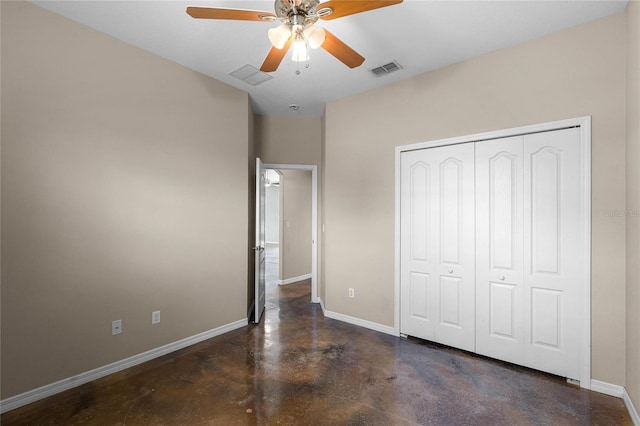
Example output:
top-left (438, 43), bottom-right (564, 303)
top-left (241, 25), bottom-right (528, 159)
top-left (475, 136), bottom-right (525, 364)
top-left (254, 158), bottom-right (266, 324)
top-left (522, 128), bottom-right (582, 379)
top-left (475, 128), bottom-right (583, 379)
top-left (400, 143), bottom-right (476, 352)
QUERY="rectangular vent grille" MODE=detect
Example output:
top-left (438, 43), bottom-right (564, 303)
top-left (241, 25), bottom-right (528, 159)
top-left (370, 60), bottom-right (402, 77)
top-left (229, 64), bottom-right (273, 86)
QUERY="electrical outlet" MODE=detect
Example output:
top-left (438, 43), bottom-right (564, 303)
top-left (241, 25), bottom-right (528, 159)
top-left (112, 319), bottom-right (122, 335)
top-left (348, 288), bottom-right (355, 298)
top-left (152, 310), bottom-right (161, 325)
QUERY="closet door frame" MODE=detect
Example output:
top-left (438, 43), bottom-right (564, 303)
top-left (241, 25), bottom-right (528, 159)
top-left (394, 116), bottom-right (591, 388)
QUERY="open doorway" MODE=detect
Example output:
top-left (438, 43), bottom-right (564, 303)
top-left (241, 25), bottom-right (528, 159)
top-left (263, 168), bottom-right (313, 311)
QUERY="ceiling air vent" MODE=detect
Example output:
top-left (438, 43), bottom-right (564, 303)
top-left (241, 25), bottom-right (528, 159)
top-left (369, 60), bottom-right (402, 77)
top-left (229, 64), bottom-right (273, 86)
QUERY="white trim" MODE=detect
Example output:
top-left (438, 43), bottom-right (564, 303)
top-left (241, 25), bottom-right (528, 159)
top-left (396, 116), bottom-right (591, 152)
top-left (579, 117), bottom-right (592, 389)
top-left (255, 158), bottom-right (265, 324)
top-left (278, 273), bottom-right (312, 286)
top-left (318, 297), bottom-right (326, 315)
top-left (0, 319), bottom-right (248, 414)
top-left (394, 116), bottom-right (592, 387)
top-left (590, 379), bottom-right (640, 426)
top-left (324, 310), bottom-right (399, 336)
top-left (590, 380), bottom-right (625, 398)
top-left (394, 141), bottom-right (402, 336)
top-left (624, 388), bottom-right (640, 426)
top-left (263, 163), bottom-right (319, 303)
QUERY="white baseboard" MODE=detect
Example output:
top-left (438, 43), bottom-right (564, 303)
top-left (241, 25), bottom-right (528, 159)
top-left (590, 380), bottom-right (640, 424)
top-left (278, 273), bottom-right (311, 286)
top-left (0, 318), bottom-right (248, 414)
top-left (624, 388), bottom-right (640, 426)
top-left (318, 297), bottom-right (326, 314)
top-left (323, 309), bottom-right (398, 337)
top-left (590, 380), bottom-right (625, 398)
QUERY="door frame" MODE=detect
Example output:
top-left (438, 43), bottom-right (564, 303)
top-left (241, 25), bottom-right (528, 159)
top-left (394, 116), bottom-right (592, 388)
top-left (263, 163), bottom-right (319, 304)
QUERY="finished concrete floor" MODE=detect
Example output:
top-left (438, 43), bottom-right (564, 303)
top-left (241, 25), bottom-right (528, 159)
top-left (2, 280), bottom-right (633, 425)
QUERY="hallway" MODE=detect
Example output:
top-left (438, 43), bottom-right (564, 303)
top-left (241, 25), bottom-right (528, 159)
top-left (2, 282), bottom-right (632, 425)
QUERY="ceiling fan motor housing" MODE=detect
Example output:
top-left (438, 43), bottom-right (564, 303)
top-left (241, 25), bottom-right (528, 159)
top-left (275, 0), bottom-right (321, 23)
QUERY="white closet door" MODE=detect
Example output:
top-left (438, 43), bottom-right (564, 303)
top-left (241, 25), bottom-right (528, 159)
top-left (522, 128), bottom-right (582, 380)
top-left (475, 136), bottom-right (525, 364)
top-left (400, 143), bottom-right (476, 352)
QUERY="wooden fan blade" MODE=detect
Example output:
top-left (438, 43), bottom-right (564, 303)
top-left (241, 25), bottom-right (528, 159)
top-left (260, 36), bottom-right (294, 72)
top-left (317, 0), bottom-right (402, 20)
top-left (321, 30), bottom-right (365, 68)
top-left (186, 7), bottom-right (276, 22)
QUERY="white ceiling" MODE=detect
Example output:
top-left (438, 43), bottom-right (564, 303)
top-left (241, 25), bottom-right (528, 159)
top-left (30, 0), bottom-right (628, 117)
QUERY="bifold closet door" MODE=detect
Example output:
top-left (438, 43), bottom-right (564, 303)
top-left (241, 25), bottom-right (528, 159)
top-left (475, 128), bottom-right (582, 380)
top-left (400, 143), bottom-right (475, 352)
top-left (522, 128), bottom-right (582, 379)
top-left (475, 136), bottom-right (525, 365)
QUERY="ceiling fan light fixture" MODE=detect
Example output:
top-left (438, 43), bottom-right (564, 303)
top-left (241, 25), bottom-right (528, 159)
top-left (268, 24), bottom-right (291, 49)
top-left (303, 25), bottom-right (325, 49)
top-left (291, 32), bottom-right (309, 62)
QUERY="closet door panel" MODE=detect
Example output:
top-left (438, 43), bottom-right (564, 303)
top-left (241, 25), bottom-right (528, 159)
top-left (410, 272), bottom-right (431, 320)
top-left (475, 136), bottom-right (524, 364)
top-left (410, 162), bottom-right (430, 262)
top-left (440, 276), bottom-right (462, 327)
top-left (401, 143), bottom-right (475, 352)
top-left (434, 143), bottom-right (475, 351)
top-left (401, 154), bottom-right (435, 339)
top-left (531, 147), bottom-right (562, 274)
top-left (531, 288), bottom-right (561, 347)
top-left (440, 158), bottom-right (463, 265)
top-left (523, 127), bottom-right (582, 380)
top-left (489, 282), bottom-right (517, 338)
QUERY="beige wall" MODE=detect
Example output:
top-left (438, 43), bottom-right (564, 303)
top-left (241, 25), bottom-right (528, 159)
top-left (1, 1), bottom-right (249, 399)
top-left (255, 115), bottom-right (321, 166)
top-left (626, 0), bottom-right (640, 412)
top-left (324, 13), bottom-right (627, 385)
top-left (279, 170), bottom-right (312, 281)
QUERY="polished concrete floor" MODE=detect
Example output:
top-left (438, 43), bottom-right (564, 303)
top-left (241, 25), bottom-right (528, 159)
top-left (2, 278), bottom-right (633, 425)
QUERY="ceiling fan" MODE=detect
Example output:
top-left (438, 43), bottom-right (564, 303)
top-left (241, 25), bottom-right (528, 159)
top-left (186, 0), bottom-right (403, 72)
